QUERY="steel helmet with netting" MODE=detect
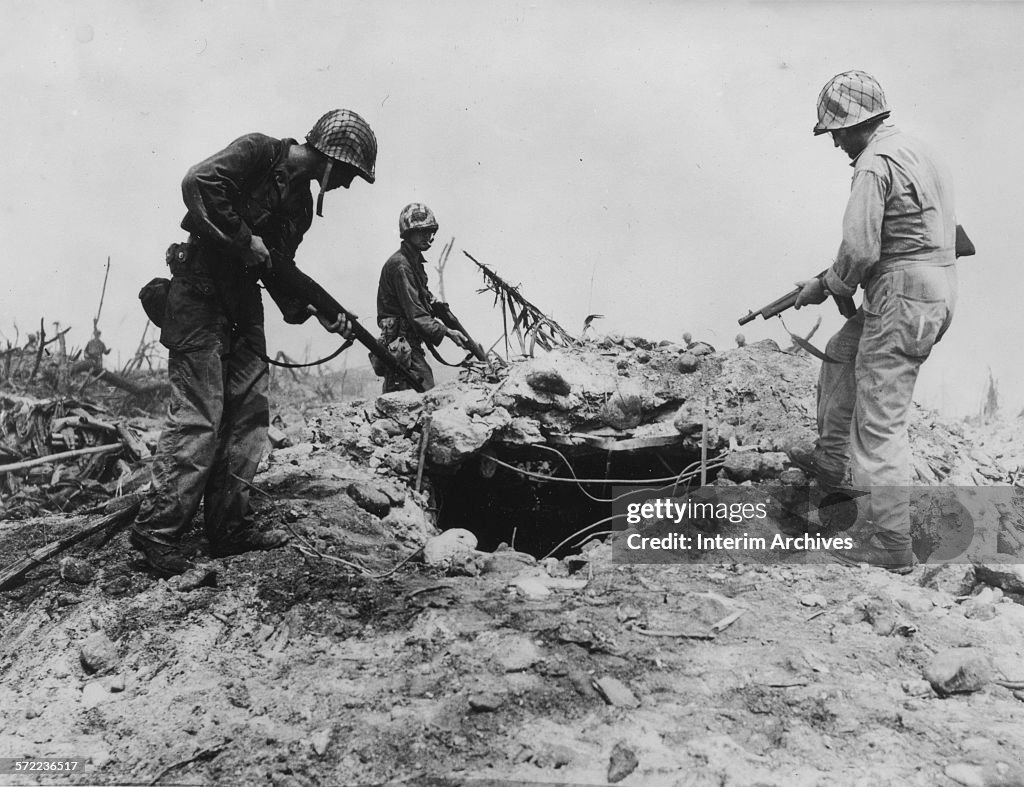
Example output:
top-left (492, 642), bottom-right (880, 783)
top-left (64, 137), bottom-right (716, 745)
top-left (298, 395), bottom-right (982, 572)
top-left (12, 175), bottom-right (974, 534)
top-left (307, 109), bottom-right (377, 182)
top-left (813, 70), bottom-right (890, 136)
top-left (399, 203), bottom-right (438, 237)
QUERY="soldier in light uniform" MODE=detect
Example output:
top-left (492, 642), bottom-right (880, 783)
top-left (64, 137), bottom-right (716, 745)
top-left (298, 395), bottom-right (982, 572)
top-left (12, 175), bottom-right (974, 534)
top-left (791, 71), bottom-right (960, 572)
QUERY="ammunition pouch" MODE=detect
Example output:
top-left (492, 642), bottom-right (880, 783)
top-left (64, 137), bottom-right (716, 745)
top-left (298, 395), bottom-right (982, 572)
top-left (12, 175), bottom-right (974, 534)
top-left (139, 277), bottom-right (171, 328)
top-left (369, 317), bottom-right (412, 377)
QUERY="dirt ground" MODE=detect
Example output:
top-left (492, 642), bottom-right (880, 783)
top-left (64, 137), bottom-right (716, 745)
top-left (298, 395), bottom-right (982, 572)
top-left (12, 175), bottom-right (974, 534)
top-left (3, 355), bottom-right (1024, 787)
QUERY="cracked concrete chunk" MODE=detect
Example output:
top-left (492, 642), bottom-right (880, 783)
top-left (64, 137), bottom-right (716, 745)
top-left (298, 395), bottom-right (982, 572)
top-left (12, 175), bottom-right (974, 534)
top-left (592, 676), bottom-right (639, 708)
top-left (347, 482), bottom-right (391, 517)
top-left (526, 369), bottom-right (571, 396)
top-left (423, 528), bottom-right (478, 566)
top-left (80, 632), bottom-right (118, 674)
top-left (925, 648), bottom-right (992, 696)
top-left (723, 450), bottom-right (787, 482)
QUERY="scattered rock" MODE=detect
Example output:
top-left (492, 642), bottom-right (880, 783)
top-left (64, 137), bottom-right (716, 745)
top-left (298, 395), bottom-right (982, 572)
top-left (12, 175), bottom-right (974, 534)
top-left (59, 557), bottom-right (96, 585)
top-left (944, 761), bottom-right (1024, 787)
top-left (677, 352), bottom-right (700, 373)
top-left (498, 417), bottom-right (544, 445)
top-left (102, 674), bottom-right (126, 693)
top-left (496, 637), bottom-right (543, 672)
top-left (540, 556), bottom-right (568, 577)
top-left (920, 563), bottom-right (976, 596)
top-left (901, 679), bottom-right (933, 697)
top-left (722, 450), bottom-right (787, 482)
top-left (778, 468), bottom-right (807, 485)
top-left (374, 390), bottom-right (423, 424)
top-left (80, 681), bottom-right (109, 708)
top-left (973, 563), bottom-right (1024, 597)
top-left (891, 589), bottom-right (934, 615)
top-left (423, 528), bottom-right (478, 566)
top-left (468, 693), bottom-right (504, 712)
top-left (925, 648), bottom-right (992, 696)
top-left (482, 550), bottom-right (536, 577)
top-left (592, 676), bottom-right (640, 708)
top-left (607, 741), bottom-right (639, 783)
top-left (309, 729), bottom-right (331, 757)
top-left (79, 633), bottom-right (118, 674)
top-left (534, 744), bottom-right (575, 769)
top-left (346, 482), bottom-right (391, 518)
top-left (509, 575), bottom-right (551, 600)
top-left (428, 406), bottom-right (498, 466)
top-left (167, 566), bottom-right (217, 593)
top-left (89, 747), bottom-right (113, 769)
top-left (841, 596), bottom-right (899, 637)
top-left (799, 593), bottom-right (827, 608)
top-left (599, 389), bottom-right (644, 430)
top-left (673, 403), bottom-right (704, 436)
top-left (526, 369), bottom-right (571, 396)
top-left (267, 425), bottom-right (292, 448)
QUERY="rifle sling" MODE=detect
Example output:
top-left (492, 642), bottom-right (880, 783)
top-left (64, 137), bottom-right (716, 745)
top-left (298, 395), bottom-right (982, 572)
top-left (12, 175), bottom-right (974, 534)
top-left (424, 341), bottom-right (476, 368)
top-left (779, 315), bottom-right (842, 364)
top-left (259, 338), bottom-right (354, 369)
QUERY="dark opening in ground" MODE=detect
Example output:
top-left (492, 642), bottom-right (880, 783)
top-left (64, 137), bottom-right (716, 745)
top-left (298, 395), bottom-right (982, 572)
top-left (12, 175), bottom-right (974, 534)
top-left (431, 443), bottom-right (715, 558)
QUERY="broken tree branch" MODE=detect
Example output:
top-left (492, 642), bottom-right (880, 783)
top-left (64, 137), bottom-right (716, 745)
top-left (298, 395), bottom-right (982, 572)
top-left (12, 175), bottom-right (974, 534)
top-left (0, 495), bottom-right (141, 590)
top-left (0, 443), bottom-right (124, 475)
top-left (463, 250), bottom-right (578, 355)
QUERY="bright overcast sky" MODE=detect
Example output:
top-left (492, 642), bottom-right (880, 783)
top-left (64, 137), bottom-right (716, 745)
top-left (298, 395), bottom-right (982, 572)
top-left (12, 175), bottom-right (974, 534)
top-left (1, 0), bottom-right (1019, 417)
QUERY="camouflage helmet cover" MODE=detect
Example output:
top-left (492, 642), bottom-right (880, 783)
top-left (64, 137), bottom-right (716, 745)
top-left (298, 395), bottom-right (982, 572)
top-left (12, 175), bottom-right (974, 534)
top-left (814, 70), bottom-right (890, 136)
top-left (399, 203), bottom-right (438, 237)
top-left (306, 109), bottom-right (377, 183)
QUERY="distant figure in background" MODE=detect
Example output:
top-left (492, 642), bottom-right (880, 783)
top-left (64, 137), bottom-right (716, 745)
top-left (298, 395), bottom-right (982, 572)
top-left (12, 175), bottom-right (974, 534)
top-left (790, 70), bottom-right (960, 573)
top-left (84, 326), bottom-right (110, 370)
top-left (129, 109), bottom-right (375, 576)
top-left (375, 203), bottom-right (468, 393)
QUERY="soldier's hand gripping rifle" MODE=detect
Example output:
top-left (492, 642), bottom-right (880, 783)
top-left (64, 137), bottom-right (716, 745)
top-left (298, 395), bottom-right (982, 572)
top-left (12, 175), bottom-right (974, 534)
top-left (738, 270), bottom-right (856, 326)
top-left (740, 225), bottom-right (976, 327)
top-left (431, 301), bottom-right (491, 365)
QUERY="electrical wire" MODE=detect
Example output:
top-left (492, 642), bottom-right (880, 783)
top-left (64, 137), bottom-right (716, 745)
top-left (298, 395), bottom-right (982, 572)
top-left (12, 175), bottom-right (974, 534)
top-left (540, 513), bottom-right (624, 560)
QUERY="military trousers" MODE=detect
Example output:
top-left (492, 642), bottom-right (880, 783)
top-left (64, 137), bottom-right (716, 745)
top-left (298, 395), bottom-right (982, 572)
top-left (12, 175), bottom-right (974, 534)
top-left (816, 264), bottom-right (957, 547)
top-left (134, 275), bottom-right (269, 544)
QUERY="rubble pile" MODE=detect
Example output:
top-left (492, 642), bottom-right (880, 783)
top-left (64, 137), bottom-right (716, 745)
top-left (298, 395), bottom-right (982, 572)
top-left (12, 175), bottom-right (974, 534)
top-left (316, 336), bottom-right (1012, 480)
top-left (0, 394), bottom-right (155, 518)
top-left (310, 337), bottom-right (1023, 557)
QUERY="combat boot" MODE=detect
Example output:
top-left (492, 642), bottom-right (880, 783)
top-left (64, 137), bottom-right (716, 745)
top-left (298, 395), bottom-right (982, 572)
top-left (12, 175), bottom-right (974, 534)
top-left (786, 443), bottom-right (847, 488)
top-left (209, 527), bottom-right (289, 558)
top-left (129, 529), bottom-right (194, 576)
top-left (828, 528), bottom-right (916, 575)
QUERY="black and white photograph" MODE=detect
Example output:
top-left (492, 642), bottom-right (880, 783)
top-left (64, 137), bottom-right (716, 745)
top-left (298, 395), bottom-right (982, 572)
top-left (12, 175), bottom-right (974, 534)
top-left (2, 2), bottom-right (1024, 785)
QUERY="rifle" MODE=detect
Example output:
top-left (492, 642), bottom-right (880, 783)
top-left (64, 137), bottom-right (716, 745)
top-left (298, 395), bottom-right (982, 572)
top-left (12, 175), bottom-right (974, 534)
top-left (263, 252), bottom-right (425, 392)
top-left (738, 270), bottom-right (856, 326)
top-left (740, 224), bottom-right (976, 327)
top-left (431, 301), bottom-right (490, 365)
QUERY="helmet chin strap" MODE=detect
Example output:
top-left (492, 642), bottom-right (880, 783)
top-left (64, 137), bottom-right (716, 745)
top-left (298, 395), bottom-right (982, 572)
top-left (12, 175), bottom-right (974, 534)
top-left (316, 159), bottom-right (334, 217)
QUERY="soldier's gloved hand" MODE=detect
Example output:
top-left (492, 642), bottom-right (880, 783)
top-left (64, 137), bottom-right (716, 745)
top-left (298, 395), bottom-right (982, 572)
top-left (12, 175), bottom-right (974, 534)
top-left (246, 235), bottom-right (272, 273)
top-left (308, 306), bottom-right (354, 340)
top-left (446, 328), bottom-right (469, 348)
top-left (794, 277), bottom-right (828, 309)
